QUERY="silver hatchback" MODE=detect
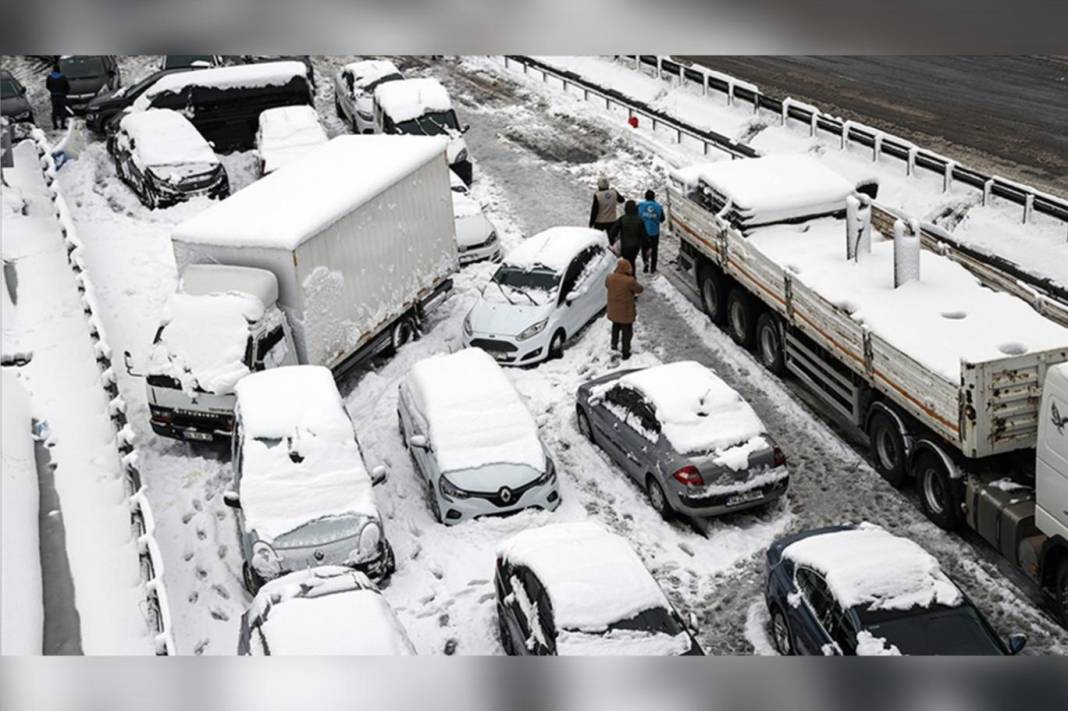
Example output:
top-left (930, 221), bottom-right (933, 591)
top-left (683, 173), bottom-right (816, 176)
top-left (575, 361), bottom-right (789, 519)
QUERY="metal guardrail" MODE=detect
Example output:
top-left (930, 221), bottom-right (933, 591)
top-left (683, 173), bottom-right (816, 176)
top-left (28, 129), bottom-right (176, 655)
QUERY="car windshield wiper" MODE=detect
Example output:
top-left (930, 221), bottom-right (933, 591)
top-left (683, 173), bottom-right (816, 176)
top-left (493, 281), bottom-right (517, 306)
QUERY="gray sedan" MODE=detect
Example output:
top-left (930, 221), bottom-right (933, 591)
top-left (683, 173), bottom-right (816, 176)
top-left (574, 362), bottom-right (789, 519)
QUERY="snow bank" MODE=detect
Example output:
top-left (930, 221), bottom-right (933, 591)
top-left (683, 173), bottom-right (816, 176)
top-left (405, 348), bottom-right (545, 474)
top-left (497, 523), bottom-right (672, 632)
top-left (343, 59), bottom-right (402, 90)
top-left (374, 78), bottom-right (453, 123)
top-left (1, 371), bottom-right (43, 654)
top-left (119, 109), bottom-right (217, 169)
top-left (783, 523), bottom-right (963, 611)
top-left (134, 60), bottom-right (308, 110)
top-left (256, 105), bottom-right (328, 175)
top-left (172, 135), bottom-right (449, 251)
top-left (505, 227), bottom-right (606, 273)
top-left (234, 366), bottom-right (377, 542)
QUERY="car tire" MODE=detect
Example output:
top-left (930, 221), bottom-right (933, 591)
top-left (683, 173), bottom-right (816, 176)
top-left (387, 316), bottom-right (418, 355)
top-left (242, 562), bottom-right (264, 596)
top-left (769, 604), bottom-right (794, 655)
top-left (497, 608), bottom-right (515, 655)
top-left (699, 265), bottom-right (728, 325)
top-left (755, 311), bottom-right (786, 375)
top-left (867, 409), bottom-right (908, 488)
top-left (913, 450), bottom-right (963, 531)
top-left (429, 488), bottom-right (443, 523)
top-left (549, 329), bottom-right (566, 360)
top-left (1055, 561), bottom-right (1068, 627)
top-left (576, 406), bottom-right (594, 442)
top-left (646, 476), bottom-right (673, 521)
top-left (726, 288), bottom-right (758, 349)
top-left (334, 95), bottom-right (343, 118)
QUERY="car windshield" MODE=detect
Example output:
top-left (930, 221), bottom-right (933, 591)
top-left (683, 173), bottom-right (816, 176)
top-left (490, 266), bottom-right (559, 306)
top-left (59, 56), bottom-right (106, 78)
top-left (0, 78), bottom-right (19, 98)
top-left (271, 513), bottom-right (364, 550)
top-left (165, 55), bottom-right (214, 69)
top-left (564, 606), bottom-right (687, 640)
top-left (394, 110), bottom-right (460, 136)
top-left (858, 604), bottom-right (1004, 655)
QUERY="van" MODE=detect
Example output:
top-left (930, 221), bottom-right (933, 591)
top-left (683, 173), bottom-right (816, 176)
top-left (373, 77), bottom-right (472, 183)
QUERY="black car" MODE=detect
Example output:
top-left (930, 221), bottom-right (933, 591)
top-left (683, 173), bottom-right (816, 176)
top-left (85, 68), bottom-right (192, 134)
top-left (0, 70), bottom-right (33, 124)
top-left (161, 55), bottom-right (222, 71)
top-left (57, 55), bottom-right (120, 113)
top-left (764, 524), bottom-right (1027, 656)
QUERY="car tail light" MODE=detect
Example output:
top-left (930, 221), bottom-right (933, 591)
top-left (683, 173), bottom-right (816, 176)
top-left (672, 465), bottom-right (704, 486)
top-left (773, 447), bottom-right (787, 467)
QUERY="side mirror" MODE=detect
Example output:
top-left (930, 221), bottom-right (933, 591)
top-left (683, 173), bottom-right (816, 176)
top-left (686, 611), bottom-right (700, 635)
top-left (588, 395), bottom-right (603, 407)
top-left (564, 292), bottom-right (578, 305)
top-left (222, 491), bottom-right (241, 509)
top-left (409, 434), bottom-right (429, 450)
top-left (370, 464), bottom-right (389, 486)
top-left (1007, 633), bottom-right (1027, 655)
top-left (461, 124), bottom-right (471, 134)
top-left (123, 349), bottom-right (144, 377)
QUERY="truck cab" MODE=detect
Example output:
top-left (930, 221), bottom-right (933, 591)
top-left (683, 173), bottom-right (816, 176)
top-left (143, 265), bottom-right (297, 442)
top-left (1037, 364), bottom-right (1068, 572)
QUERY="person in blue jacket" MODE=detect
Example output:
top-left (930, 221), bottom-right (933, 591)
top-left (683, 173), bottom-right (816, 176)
top-left (636, 190), bottom-right (665, 273)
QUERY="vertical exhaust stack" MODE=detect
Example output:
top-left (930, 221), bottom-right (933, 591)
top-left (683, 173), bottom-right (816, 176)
top-left (893, 219), bottom-right (920, 287)
top-left (845, 195), bottom-right (872, 262)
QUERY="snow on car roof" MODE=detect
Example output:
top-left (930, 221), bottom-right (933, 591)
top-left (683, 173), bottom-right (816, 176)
top-left (748, 216), bottom-right (1068, 381)
top-left (612, 361), bottom-right (766, 459)
top-left (343, 59), bottom-right (401, 89)
top-left (504, 227), bottom-right (606, 273)
top-left (148, 291), bottom-right (264, 395)
top-left (451, 192), bottom-right (483, 219)
top-left (234, 366), bottom-right (378, 542)
top-left (252, 568), bottom-right (414, 655)
top-left (406, 348), bottom-right (545, 473)
top-left (171, 135), bottom-right (448, 251)
top-left (497, 523), bottom-right (672, 632)
top-left (257, 105), bottom-right (328, 174)
top-left (374, 78), bottom-right (453, 123)
top-left (782, 523), bottom-right (963, 612)
top-left (671, 155), bottom-right (854, 225)
top-left (179, 264), bottom-right (279, 307)
top-left (134, 60), bottom-right (308, 109)
top-left (119, 109), bottom-right (218, 168)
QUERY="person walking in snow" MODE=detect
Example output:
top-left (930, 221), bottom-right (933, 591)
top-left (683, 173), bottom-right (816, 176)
top-left (46, 62), bottom-right (71, 130)
top-left (637, 189), bottom-right (665, 273)
top-left (589, 177), bottom-right (624, 234)
top-left (605, 258), bottom-right (644, 360)
top-left (616, 200), bottom-right (647, 270)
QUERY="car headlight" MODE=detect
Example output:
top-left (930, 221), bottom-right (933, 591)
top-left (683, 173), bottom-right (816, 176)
top-left (463, 313), bottom-right (473, 337)
top-left (251, 540), bottom-right (282, 577)
top-left (484, 231), bottom-right (498, 246)
top-left (455, 148), bottom-right (468, 164)
top-left (355, 522), bottom-right (382, 560)
top-left (534, 457), bottom-right (557, 486)
top-left (517, 319), bottom-right (548, 341)
top-left (439, 475), bottom-right (469, 500)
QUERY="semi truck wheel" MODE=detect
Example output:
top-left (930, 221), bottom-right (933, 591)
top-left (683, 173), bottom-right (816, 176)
top-left (1056, 562), bottom-right (1068, 626)
top-left (867, 410), bottom-right (908, 487)
top-left (913, 450), bottom-right (963, 531)
top-left (727, 288), bottom-right (758, 349)
top-left (756, 312), bottom-right (786, 375)
top-left (699, 266), bottom-right (728, 325)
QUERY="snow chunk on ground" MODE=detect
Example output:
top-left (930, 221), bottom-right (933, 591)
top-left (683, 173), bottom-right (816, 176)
top-left (134, 61), bottom-right (309, 110)
top-left (256, 105), bottom-right (328, 175)
top-left (119, 109), bottom-right (218, 169)
top-left (855, 630), bottom-right (902, 656)
top-left (405, 348), bottom-right (545, 474)
top-left (374, 77), bottom-right (454, 123)
top-left (504, 226), bottom-right (606, 273)
top-left (783, 523), bottom-right (963, 611)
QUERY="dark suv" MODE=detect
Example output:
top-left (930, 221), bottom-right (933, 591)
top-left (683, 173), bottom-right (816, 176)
top-left (57, 55), bottom-right (120, 113)
top-left (85, 68), bottom-right (192, 134)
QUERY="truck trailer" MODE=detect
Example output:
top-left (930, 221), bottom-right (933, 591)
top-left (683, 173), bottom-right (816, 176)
top-left (135, 134), bottom-right (458, 442)
top-left (667, 154), bottom-right (1068, 623)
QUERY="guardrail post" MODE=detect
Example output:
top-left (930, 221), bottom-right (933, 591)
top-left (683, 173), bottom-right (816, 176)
top-left (583, 88), bottom-right (589, 101)
top-left (810, 111), bottom-right (818, 137)
top-left (907, 147), bottom-right (917, 176)
top-left (841, 121), bottom-right (851, 150)
top-left (703, 141), bottom-right (710, 156)
top-left (541, 69), bottom-right (548, 83)
top-left (753, 93), bottom-right (759, 115)
top-left (562, 78), bottom-right (568, 92)
top-left (634, 55), bottom-right (640, 71)
top-left (652, 116), bottom-right (657, 132)
top-left (780, 101), bottom-right (788, 126)
top-left (522, 62), bottom-right (528, 75)
top-left (983, 178), bottom-right (994, 206)
top-left (1023, 193), bottom-right (1034, 224)
top-left (655, 57), bottom-right (662, 80)
top-left (702, 71), bottom-right (709, 97)
top-left (943, 162), bottom-right (954, 193)
top-left (676, 127), bottom-right (682, 143)
top-left (873, 133), bottom-right (882, 163)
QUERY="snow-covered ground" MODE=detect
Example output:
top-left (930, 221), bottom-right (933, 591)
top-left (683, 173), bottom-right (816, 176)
top-left (4, 54), bottom-right (1067, 655)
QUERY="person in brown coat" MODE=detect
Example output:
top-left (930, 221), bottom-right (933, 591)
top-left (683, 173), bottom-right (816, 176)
top-left (605, 258), bottom-right (644, 360)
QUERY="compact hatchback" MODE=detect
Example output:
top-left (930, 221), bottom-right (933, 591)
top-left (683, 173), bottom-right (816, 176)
top-left (462, 227), bottom-right (615, 365)
top-left (576, 361), bottom-right (788, 519)
top-left (449, 171), bottom-right (500, 264)
top-left (225, 365), bottom-right (394, 593)
top-left (237, 566), bottom-right (416, 655)
top-left (333, 59), bottom-right (403, 134)
top-left (108, 108), bottom-right (229, 209)
top-left (764, 523), bottom-right (1026, 656)
top-left (496, 523), bottom-right (703, 655)
top-left (397, 348), bottom-right (560, 524)
top-left (255, 105), bottom-right (328, 175)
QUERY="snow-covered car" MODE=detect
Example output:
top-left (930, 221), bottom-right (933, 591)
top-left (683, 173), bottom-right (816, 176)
top-left (462, 227), bottom-right (615, 365)
top-left (764, 523), bottom-right (1026, 656)
top-left (224, 365), bottom-right (394, 593)
top-left (495, 523), bottom-right (703, 655)
top-left (0, 70), bottom-right (33, 124)
top-left (107, 108), bottom-right (229, 209)
top-left (452, 189), bottom-right (500, 265)
top-left (255, 105), bottom-right (328, 175)
top-left (85, 68), bottom-right (192, 134)
top-left (575, 361), bottom-right (788, 519)
top-left (373, 77), bottom-right (472, 184)
top-left (237, 566), bottom-right (416, 655)
top-left (333, 59), bottom-right (403, 134)
top-left (397, 348), bottom-right (560, 524)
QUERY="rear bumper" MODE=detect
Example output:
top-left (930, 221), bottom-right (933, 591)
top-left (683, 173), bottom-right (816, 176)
top-left (149, 405), bottom-right (233, 442)
top-left (463, 328), bottom-right (551, 367)
top-left (674, 469), bottom-right (790, 517)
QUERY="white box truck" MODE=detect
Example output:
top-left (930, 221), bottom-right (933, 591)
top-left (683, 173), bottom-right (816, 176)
top-left (666, 154), bottom-right (1068, 623)
top-left (130, 135), bottom-right (458, 442)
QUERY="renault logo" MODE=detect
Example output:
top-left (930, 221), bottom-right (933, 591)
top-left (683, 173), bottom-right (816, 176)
top-left (499, 487), bottom-right (513, 504)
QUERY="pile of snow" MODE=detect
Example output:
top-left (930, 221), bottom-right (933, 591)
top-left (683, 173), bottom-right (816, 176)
top-left (172, 135), bottom-right (449, 251)
top-left (342, 59), bottom-right (402, 91)
top-left (855, 630), bottom-right (902, 656)
top-left (234, 366), bottom-right (378, 543)
top-left (405, 348), bottom-right (545, 474)
top-left (748, 217), bottom-right (1068, 380)
top-left (782, 523), bottom-right (963, 611)
top-left (1, 371), bottom-right (42, 654)
top-left (374, 78), bottom-right (454, 123)
top-left (504, 227), bottom-right (606, 273)
top-left (147, 291), bottom-right (264, 395)
top-left (119, 109), bottom-right (217, 169)
top-left (134, 61), bottom-right (308, 110)
top-left (256, 105), bottom-right (328, 175)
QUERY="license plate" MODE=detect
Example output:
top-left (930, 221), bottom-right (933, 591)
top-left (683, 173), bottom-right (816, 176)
top-left (182, 430), bottom-right (213, 442)
top-left (726, 489), bottom-right (763, 507)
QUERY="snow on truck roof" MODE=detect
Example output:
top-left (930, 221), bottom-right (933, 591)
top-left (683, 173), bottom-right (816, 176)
top-left (505, 227), bottom-right (607, 273)
top-left (405, 348), bottom-right (545, 474)
top-left (171, 134), bottom-right (449, 251)
top-left (343, 59), bottom-right (402, 88)
top-left (783, 523), bottom-right (963, 612)
top-left (497, 523), bottom-right (673, 631)
top-left (374, 77), bottom-right (453, 122)
top-left (133, 60), bottom-right (309, 109)
top-left (119, 109), bottom-right (218, 168)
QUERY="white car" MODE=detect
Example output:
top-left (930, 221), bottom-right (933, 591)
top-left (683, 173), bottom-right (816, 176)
top-left (255, 105), bottom-right (328, 175)
top-left (462, 227), bottom-right (616, 365)
top-left (237, 566), bottom-right (416, 655)
top-left (397, 348), bottom-right (561, 525)
top-left (224, 365), bottom-right (393, 592)
top-left (333, 59), bottom-right (403, 134)
top-left (450, 171), bottom-right (500, 264)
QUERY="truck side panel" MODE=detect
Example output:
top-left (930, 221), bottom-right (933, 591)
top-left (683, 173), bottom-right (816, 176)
top-left (1036, 364), bottom-right (1068, 542)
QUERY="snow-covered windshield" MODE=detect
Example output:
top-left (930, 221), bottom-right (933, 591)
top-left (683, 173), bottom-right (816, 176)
top-left (272, 512), bottom-right (364, 550)
top-left (0, 78), bottom-right (20, 98)
top-left (859, 604), bottom-right (1002, 655)
top-left (558, 606), bottom-right (692, 654)
top-left (59, 56), bottom-right (106, 79)
top-left (395, 110), bottom-right (460, 136)
top-left (361, 73), bottom-right (402, 93)
top-left (490, 266), bottom-right (559, 306)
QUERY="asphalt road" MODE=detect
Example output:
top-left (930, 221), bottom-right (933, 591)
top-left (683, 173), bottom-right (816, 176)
top-left (679, 56), bottom-right (1068, 195)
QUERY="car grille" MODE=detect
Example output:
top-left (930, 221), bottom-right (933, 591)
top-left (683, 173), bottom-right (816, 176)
top-left (469, 338), bottom-right (517, 353)
top-left (467, 478), bottom-right (541, 508)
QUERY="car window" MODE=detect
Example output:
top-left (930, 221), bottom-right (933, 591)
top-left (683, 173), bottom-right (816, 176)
top-left (343, 71), bottom-right (353, 92)
top-left (828, 610), bottom-right (857, 655)
top-left (559, 247), bottom-right (602, 303)
top-left (255, 326), bottom-right (288, 369)
top-left (796, 567), bottom-right (836, 632)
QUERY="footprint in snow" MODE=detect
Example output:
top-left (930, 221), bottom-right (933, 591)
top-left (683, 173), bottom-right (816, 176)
top-left (196, 528), bottom-right (207, 541)
top-left (212, 584), bottom-right (230, 600)
top-left (438, 613), bottom-right (450, 627)
top-left (409, 543), bottom-right (422, 561)
top-left (191, 498), bottom-right (203, 512)
top-left (183, 551), bottom-right (195, 562)
top-left (678, 542), bottom-right (695, 558)
top-left (216, 545), bottom-right (228, 559)
top-left (181, 512), bottom-right (195, 525)
top-left (210, 607), bottom-right (229, 622)
top-left (419, 593), bottom-right (435, 605)
top-left (193, 639), bottom-right (210, 655)
top-left (467, 579), bottom-right (489, 587)
top-left (196, 566), bottom-right (208, 580)
top-left (444, 639), bottom-right (458, 655)
top-left (429, 564), bottom-right (444, 580)
top-left (187, 591), bottom-right (199, 604)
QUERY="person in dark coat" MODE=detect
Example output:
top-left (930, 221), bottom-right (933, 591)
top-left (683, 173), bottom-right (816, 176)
top-left (637, 189), bottom-right (666, 273)
top-left (605, 258), bottom-right (644, 359)
top-left (589, 177), bottom-right (624, 233)
top-left (616, 200), bottom-right (647, 270)
top-left (46, 62), bottom-right (71, 130)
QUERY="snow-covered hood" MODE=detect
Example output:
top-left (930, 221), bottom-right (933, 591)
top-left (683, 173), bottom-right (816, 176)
top-left (556, 628), bottom-right (693, 656)
top-left (467, 296), bottom-right (552, 337)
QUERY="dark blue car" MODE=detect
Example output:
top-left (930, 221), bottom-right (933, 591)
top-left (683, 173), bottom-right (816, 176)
top-left (764, 525), bottom-right (1026, 656)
